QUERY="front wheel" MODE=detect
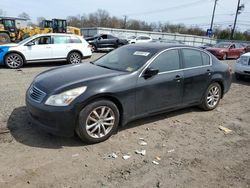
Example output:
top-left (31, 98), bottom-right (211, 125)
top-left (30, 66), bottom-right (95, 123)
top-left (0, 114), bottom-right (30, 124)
top-left (5, 53), bottom-right (24, 69)
top-left (200, 83), bottom-right (222, 111)
top-left (76, 100), bottom-right (120, 144)
top-left (235, 73), bottom-right (244, 80)
top-left (67, 52), bottom-right (82, 64)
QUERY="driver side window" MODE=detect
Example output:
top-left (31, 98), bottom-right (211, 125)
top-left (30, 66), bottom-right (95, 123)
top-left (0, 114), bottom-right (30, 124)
top-left (150, 50), bottom-right (180, 72)
top-left (31, 36), bottom-right (51, 45)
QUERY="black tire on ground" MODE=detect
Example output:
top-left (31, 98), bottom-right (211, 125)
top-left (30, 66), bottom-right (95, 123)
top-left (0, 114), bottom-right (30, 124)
top-left (91, 44), bottom-right (97, 52)
top-left (4, 53), bottom-right (24, 69)
top-left (200, 82), bottom-right (222, 111)
top-left (0, 33), bottom-right (11, 44)
top-left (67, 52), bottom-right (82, 64)
top-left (76, 99), bottom-right (120, 144)
top-left (235, 73), bottom-right (244, 80)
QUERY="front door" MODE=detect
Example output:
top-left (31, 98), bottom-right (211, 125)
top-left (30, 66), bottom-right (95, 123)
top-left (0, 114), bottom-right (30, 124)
top-left (23, 36), bottom-right (53, 60)
top-left (136, 49), bottom-right (183, 115)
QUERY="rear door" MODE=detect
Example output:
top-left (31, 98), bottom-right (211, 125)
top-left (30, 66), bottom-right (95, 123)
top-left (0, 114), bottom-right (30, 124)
top-left (181, 48), bottom-right (212, 104)
top-left (136, 49), bottom-right (183, 115)
top-left (51, 35), bottom-right (71, 59)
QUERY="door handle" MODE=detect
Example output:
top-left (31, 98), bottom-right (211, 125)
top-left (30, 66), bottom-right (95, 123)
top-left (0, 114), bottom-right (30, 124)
top-left (46, 46), bottom-right (51, 49)
top-left (66, 46), bottom-right (72, 48)
top-left (174, 75), bottom-right (181, 82)
top-left (207, 69), bottom-right (211, 76)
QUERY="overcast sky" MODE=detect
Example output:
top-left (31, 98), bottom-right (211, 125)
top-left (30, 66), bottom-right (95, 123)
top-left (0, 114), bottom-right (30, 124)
top-left (1, 0), bottom-right (250, 31)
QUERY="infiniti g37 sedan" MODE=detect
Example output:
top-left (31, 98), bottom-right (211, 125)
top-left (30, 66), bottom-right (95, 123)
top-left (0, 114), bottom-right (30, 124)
top-left (26, 43), bottom-right (232, 143)
top-left (0, 33), bottom-right (92, 69)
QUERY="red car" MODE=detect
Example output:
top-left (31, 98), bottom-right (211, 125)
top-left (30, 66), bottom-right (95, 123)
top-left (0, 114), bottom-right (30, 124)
top-left (207, 42), bottom-right (247, 60)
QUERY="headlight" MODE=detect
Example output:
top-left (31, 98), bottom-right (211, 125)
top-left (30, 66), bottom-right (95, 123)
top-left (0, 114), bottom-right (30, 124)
top-left (45, 86), bottom-right (87, 106)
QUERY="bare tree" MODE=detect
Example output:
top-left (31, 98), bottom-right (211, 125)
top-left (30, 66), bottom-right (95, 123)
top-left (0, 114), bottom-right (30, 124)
top-left (18, 12), bottom-right (30, 20)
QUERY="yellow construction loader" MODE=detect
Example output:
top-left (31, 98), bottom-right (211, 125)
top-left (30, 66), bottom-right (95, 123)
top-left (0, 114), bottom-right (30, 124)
top-left (0, 17), bottom-right (82, 44)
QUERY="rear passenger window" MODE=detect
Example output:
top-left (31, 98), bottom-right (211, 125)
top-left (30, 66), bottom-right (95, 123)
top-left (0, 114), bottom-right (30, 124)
top-left (151, 50), bottom-right (180, 72)
top-left (182, 49), bottom-right (203, 68)
top-left (201, 52), bottom-right (210, 65)
top-left (53, 36), bottom-right (70, 44)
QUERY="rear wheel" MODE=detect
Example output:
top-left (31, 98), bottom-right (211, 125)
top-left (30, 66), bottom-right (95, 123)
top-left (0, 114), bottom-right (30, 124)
top-left (0, 33), bottom-right (11, 44)
top-left (91, 45), bottom-right (97, 52)
top-left (4, 53), bottom-right (24, 69)
top-left (200, 82), bottom-right (221, 111)
top-left (76, 100), bottom-right (120, 144)
top-left (67, 52), bottom-right (82, 64)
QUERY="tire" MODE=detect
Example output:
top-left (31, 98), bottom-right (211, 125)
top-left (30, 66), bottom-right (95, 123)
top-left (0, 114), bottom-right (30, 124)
top-left (200, 82), bottom-right (222, 111)
top-left (0, 33), bottom-right (11, 44)
top-left (235, 73), bottom-right (244, 80)
top-left (91, 45), bottom-right (97, 52)
top-left (222, 53), bottom-right (227, 60)
top-left (76, 99), bottom-right (120, 144)
top-left (67, 52), bottom-right (82, 64)
top-left (4, 53), bottom-right (24, 69)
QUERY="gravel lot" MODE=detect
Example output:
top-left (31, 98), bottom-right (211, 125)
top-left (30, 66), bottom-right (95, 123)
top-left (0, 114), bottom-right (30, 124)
top-left (0, 54), bottom-right (250, 188)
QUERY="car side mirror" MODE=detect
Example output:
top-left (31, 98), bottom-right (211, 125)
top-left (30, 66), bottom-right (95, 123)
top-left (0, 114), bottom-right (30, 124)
top-left (143, 67), bottom-right (159, 79)
top-left (26, 41), bottom-right (35, 46)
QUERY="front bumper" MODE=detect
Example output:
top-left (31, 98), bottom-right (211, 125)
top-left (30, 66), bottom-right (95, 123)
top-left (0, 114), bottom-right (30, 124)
top-left (26, 95), bottom-right (77, 137)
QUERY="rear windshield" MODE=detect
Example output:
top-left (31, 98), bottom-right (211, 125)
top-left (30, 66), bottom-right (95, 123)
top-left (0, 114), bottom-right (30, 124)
top-left (94, 46), bottom-right (158, 72)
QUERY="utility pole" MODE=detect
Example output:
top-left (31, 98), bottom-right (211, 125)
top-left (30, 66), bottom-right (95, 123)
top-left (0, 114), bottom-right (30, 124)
top-left (123, 15), bottom-right (127, 29)
top-left (230, 0), bottom-right (243, 40)
top-left (210, 0), bottom-right (218, 31)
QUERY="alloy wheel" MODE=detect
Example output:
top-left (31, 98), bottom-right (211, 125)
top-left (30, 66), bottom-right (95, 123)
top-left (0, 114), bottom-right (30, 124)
top-left (207, 85), bottom-right (220, 108)
top-left (6, 54), bottom-right (22, 68)
top-left (70, 53), bottom-right (81, 64)
top-left (86, 106), bottom-right (115, 139)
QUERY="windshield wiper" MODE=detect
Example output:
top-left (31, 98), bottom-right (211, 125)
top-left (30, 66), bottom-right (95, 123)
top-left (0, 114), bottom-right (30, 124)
top-left (96, 64), bottom-right (113, 70)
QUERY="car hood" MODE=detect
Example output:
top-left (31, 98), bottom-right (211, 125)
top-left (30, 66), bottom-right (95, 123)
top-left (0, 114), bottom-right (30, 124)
top-left (34, 63), bottom-right (125, 94)
top-left (0, 43), bottom-right (18, 48)
top-left (85, 36), bottom-right (96, 41)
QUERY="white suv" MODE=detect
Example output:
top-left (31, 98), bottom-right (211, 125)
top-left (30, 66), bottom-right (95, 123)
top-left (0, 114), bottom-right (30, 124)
top-left (0, 33), bottom-right (92, 69)
top-left (127, 35), bottom-right (152, 44)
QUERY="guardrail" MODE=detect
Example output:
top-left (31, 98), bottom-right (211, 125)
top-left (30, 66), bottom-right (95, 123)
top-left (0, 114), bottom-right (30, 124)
top-left (81, 27), bottom-right (217, 46)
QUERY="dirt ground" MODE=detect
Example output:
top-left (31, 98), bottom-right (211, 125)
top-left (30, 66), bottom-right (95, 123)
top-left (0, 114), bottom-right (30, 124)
top-left (0, 56), bottom-right (249, 188)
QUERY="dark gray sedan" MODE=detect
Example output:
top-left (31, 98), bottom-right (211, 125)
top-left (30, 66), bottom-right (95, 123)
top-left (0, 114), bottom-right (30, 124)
top-left (26, 43), bottom-right (232, 143)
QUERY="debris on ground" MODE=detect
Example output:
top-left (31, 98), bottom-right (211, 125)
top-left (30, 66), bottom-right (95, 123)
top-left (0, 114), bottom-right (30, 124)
top-left (218, 126), bottom-right (233, 134)
top-left (135, 150), bottom-right (146, 156)
top-left (155, 156), bottom-right (161, 161)
top-left (138, 140), bottom-right (147, 146)
top-left (167, 149), bottom-right (175, 153)
top-left (122, 155), bottom-right (131, 160)
top-left (72, 154), bottom-right (79, 157)
top-left (152, 161), bottom-right (159, 165)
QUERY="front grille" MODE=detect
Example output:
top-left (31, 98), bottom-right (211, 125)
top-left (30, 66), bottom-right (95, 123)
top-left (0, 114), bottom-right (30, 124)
top-left (29, 85), bottom-right (46, 103)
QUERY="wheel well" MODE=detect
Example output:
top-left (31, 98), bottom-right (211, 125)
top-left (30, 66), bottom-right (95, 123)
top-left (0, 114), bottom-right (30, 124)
top-left (68, 50), bottom-right (83, 59)
top-left (4, 51), bottom-right (26, 64)
top-left (213, 80), bottom-right (224, 98)
top-left (80, 95), bottom-right (124, 126)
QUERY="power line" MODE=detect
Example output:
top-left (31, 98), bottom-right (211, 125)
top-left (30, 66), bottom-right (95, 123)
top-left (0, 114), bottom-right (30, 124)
top-left (126, 0), bottom-right (206, 16)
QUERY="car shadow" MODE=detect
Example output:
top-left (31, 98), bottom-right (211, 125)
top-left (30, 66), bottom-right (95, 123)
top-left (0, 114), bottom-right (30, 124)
top-left (7, 106), bottom-right (85, 149)
top-left (119, 107), bottom-right (201, 132)
top-left (7, 106), bottom-right (201, 148)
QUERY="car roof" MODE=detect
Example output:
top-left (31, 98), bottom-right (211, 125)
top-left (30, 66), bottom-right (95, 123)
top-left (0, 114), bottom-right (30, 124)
top-left (32, 33), bottom-right (81, 38)
top-left (127, 43), bottom-right (191, 51)
top-left (242, 52), bottom-right (250, 57)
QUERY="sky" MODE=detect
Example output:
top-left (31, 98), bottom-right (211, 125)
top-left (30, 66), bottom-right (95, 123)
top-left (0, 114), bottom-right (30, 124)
top-left (1, 0), bottom-right (250, 31)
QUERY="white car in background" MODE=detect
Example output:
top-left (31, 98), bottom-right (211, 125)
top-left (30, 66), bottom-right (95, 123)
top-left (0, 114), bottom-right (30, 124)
top-left (127, 35), bottom-right (152, 44)
top-left (234, 52), bottom-right (250, 80)
top-left (0, 33), bottom-right (92, 69)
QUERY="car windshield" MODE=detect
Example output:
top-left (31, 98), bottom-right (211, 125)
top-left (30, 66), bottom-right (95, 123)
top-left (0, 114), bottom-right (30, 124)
top-left (128, 36), bottom-right (136, 39)
top-left (94, 46), bottom-right (158, 72)
top-left (214, 43), bottom-right (230, 48)
top-left (18, 36), bottom-right (36, 45)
